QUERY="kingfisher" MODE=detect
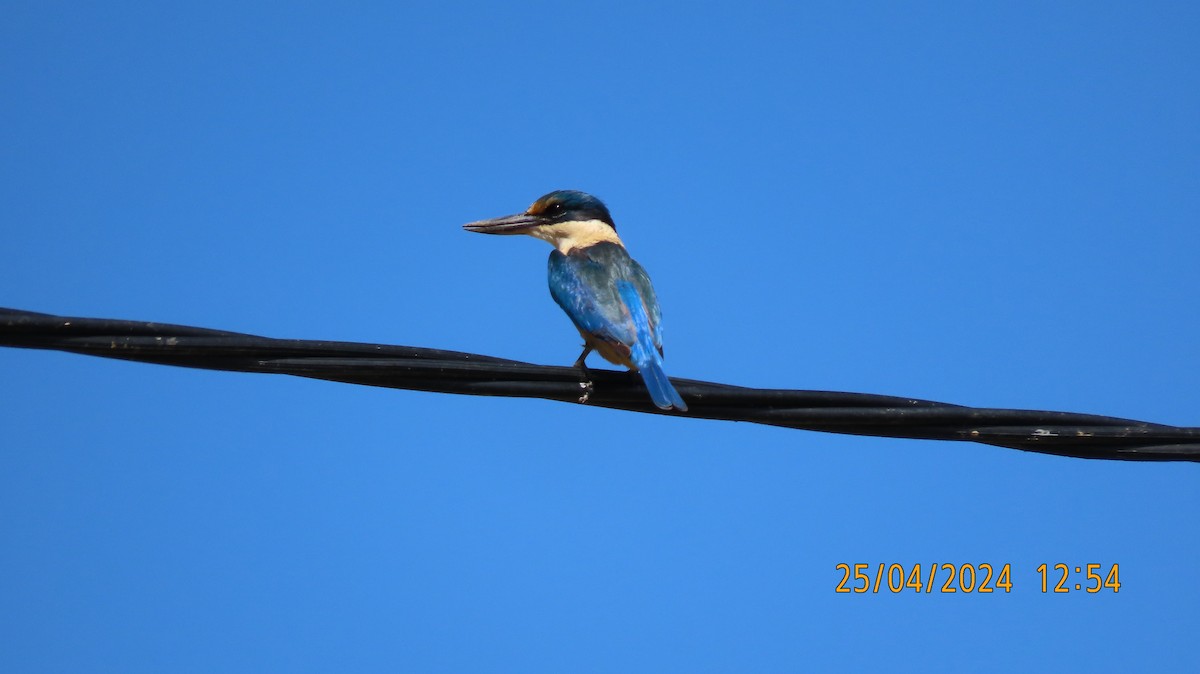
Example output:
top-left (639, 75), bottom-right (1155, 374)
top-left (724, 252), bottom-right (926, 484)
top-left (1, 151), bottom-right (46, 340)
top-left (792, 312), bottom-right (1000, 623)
top-left (463, 190), bottom-right (688, 412)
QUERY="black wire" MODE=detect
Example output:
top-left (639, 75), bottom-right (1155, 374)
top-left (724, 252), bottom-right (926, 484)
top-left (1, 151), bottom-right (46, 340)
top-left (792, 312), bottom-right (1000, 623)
top-left (3, 307), bottom-right (1197, 462)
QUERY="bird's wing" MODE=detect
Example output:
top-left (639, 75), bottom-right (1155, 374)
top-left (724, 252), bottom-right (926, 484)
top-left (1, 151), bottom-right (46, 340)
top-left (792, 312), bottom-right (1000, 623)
top-left (547, 247), bottom-right (637, 348)
top-left (626, 256), bottom-right (664, 353)
top-left (616, 280), bottom-right (687, 410)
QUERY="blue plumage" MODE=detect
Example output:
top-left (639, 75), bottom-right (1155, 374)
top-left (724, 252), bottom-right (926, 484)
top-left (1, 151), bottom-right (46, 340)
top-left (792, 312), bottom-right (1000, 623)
top-left (464, 190), bottom-right (687, 412)
top-left (616, 281), bottom-right (688, 411)
top-left (548, 243), bottom-right (687, 411)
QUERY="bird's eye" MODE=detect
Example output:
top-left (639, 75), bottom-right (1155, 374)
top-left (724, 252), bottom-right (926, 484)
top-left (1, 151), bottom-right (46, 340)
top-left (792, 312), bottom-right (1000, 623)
top-left (545, 203), bottom-right (564, 215)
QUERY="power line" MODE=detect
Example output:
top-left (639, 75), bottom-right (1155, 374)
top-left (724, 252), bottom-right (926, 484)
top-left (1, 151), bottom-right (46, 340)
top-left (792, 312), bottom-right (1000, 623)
top-left (3, 307), bottom-right (1197, 462)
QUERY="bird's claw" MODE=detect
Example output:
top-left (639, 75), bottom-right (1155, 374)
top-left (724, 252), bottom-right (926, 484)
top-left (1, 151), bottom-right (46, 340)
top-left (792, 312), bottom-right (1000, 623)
top-left (578, 378), bottom-right (594, 405)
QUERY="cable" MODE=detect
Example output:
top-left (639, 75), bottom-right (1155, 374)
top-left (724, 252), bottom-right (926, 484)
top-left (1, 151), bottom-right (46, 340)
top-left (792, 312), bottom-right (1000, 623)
top-left (3, 307), bottom-right (1197, 462)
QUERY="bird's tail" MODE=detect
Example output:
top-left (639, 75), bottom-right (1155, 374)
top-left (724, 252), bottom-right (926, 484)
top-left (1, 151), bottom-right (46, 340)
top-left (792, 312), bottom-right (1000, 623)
top-left (636, 357), bottom-right (688, 412)
top-left (617, 282), bottom-right (687, 412)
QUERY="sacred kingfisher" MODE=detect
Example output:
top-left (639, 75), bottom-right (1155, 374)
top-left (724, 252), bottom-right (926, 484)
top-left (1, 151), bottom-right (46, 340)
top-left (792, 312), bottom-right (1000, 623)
top-left (463, 190), bottom-right (688, 412)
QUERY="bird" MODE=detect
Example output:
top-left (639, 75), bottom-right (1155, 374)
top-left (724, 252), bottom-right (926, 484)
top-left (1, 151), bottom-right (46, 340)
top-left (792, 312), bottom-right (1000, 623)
top-left (463, 190), bottom-right (688, 412)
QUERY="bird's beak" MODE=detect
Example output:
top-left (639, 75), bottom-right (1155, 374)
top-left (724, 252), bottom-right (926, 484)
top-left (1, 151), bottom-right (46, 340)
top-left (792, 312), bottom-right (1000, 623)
top-left (462, 212), bottom-right (543, 235)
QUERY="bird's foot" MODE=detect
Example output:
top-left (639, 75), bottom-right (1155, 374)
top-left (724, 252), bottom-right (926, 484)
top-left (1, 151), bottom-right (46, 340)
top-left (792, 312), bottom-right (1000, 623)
top-left (574, 346), bottom-right (594, 404)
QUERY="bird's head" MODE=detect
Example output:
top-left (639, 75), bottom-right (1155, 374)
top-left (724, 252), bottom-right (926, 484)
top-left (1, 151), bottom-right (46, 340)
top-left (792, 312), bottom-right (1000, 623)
top-left (463, 190), bottom-right (622, 253)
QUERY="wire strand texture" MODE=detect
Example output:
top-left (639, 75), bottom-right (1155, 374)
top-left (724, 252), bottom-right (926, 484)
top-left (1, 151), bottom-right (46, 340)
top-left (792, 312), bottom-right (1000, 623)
top-left (3, 307), bottom-right (1197, 462)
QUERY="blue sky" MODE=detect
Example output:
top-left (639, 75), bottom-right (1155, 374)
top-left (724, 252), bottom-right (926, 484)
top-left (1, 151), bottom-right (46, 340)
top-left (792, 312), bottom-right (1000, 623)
top-left (2, 1), bottom-right (1198, 671)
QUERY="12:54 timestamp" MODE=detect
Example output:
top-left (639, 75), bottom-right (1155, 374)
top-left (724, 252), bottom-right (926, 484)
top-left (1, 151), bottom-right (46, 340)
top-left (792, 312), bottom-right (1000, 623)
top-left (1037, 563), bottom-right (1121, 593)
